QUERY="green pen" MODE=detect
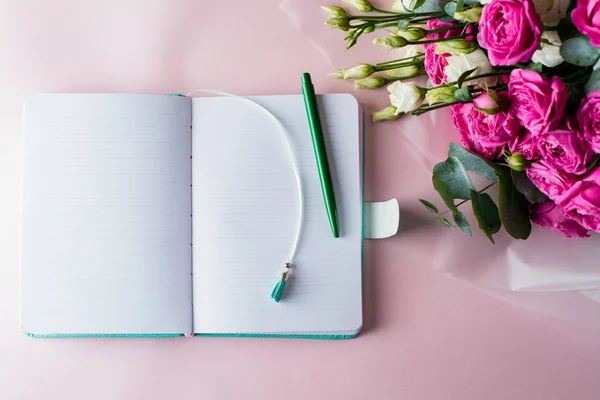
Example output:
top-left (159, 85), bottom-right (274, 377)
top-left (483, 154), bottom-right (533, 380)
top-left (301, 72), bottom-right (340, 238)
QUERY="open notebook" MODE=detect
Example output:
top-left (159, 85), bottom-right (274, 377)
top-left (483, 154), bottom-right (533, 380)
top-left (21, 93), bottom-right (363, 338)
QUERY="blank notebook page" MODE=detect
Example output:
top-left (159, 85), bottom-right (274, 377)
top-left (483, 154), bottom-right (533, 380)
top-left (22, 94), bottom-right (193, 335)
top-left (191, 94), bottom-right (362, 335)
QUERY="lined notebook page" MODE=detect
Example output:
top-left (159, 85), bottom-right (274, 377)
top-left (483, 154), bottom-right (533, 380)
top-left (192, 94), bottom-right (362, 335)
top-left (22, 94), bottom-right (193, 334)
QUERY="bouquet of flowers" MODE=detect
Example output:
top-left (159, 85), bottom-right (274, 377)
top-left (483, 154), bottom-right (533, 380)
top-left (324, 0), bottom-right (600, 242)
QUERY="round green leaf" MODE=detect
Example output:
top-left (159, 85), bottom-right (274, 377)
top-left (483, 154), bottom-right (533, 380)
top-left (560, 36), bottom-right (600, 67)
top-left (448, 143), bottom-right (500, 182)
top-left (433, 156), bottom-right (475, 200)
top-left (471, 189), bottom-right (501, 243)
top-left (454, 87), bottom-right (473, 103)
top-left (512, 171), bottom-right (550, 203)
top-left (584, 68), bottom-right (600, 94)
top-left (433, 176), bottom-right (459, 214)
top-left (496, 172), bottom-right (532, 240)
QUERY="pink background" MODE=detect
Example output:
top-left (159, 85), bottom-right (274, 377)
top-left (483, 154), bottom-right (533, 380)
top-left (2, 0), bottom-right (600, 398)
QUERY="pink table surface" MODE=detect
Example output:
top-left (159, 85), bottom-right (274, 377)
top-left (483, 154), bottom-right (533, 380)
top-left (1, 0), bottom-right (600, 399)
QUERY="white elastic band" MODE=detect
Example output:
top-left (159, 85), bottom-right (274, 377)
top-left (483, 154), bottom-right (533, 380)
top-left (186, 89), bottom-right (304, 264)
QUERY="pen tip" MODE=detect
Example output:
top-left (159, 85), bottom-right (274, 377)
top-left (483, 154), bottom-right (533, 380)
top-left (301, 73), bottom-right (312, 85)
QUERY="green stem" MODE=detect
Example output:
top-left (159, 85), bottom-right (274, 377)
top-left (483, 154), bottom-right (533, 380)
top-left (385, 72), bottom-right (427, 82)
top-left (426, 24), bottom-right (465, 34)
top-left (376, 55), bottom-right (424, 67)
top-left (439, 182), bottom-right (497, 215)
top-left (375, 60), bottom-right (424, 71)
top-left (408, 33), bottom-right (471, 45)
top-left (372, 22), bottom-right (402, 30)
top-left (411, 102), bottom-right (457, 115)
top-left (469, 84), bottom-right (509, 94)
top-left (348, 15), bottom-right (404, 22)
top-left (443, 71), bottom-right (512, 86)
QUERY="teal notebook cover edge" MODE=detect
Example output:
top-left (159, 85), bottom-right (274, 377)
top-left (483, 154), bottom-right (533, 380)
top-left (24, 97), bottom-right (364, 340)
top-left (25, 333), bottom-right (183, 338)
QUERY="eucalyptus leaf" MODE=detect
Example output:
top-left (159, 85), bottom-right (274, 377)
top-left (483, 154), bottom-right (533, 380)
top-left (497, 172), bottom-right (532, 240)
top-left (470, 189), bottom-right (501, 243)
top-left (456, 0), bottom-right (465, 12)
top-left (584, 68), bottom-right (600, 94)
top-left (409, 0), bottom-right (426, 10)
top-left (433, 176), bottom-right (460, 214)
top-left (512, 171), bottom-right (550, 203)
top-left (454, 87), bottom-right (473, 103)
top-left (397, 19), bottom-right (411, 30)
top-left (444, 1), bottom-right (457, 17)
top-left (453, 212), bottom-right (472, 236)
top-left (419, 199), bottom-right (439, 214)
top-left (448, 142), bottom-right (499, 181)
top-left (439, 216), bottom-right (454, 228)
top-left (560, 36), bottom-right (600, 67)
top-left (433, 156), bottom-right (474, 200)
top-left (525, 62), bottom-right (543, 72)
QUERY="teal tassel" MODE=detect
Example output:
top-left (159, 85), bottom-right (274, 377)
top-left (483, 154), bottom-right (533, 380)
top-left (271, 262), bottom-right (291, 302)
top-left (270, 279), bottom-right (287, 302)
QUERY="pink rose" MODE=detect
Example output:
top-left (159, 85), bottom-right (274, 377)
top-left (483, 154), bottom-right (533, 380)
top-left (526, 162), bottom-right (577, 201)
top-left (509, 132), bottom-right (540, 161)
top-left (424, 20), bottom-right (460, 86)
top-left (537, 127), bottom-right (594, 175)
top-left (424, 20), bottom-right (474, 86)
top-left (508, 69), bottom-right (567, 136)
top-left (572, 0), bottom-right (600, 47)
top-left (578, 91), bottom-right (600, 154)
top-left (558, 167), bottom-right (600, 231)
top-left (451, 95), bottom-right (522, 159)
top-left (530, 202), bottom-right (590, 238)
top-left (477, 0), bottom-right (543, 66)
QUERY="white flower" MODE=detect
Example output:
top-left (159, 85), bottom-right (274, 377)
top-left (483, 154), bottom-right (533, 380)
top-left (531, 0), bottom-right (570, 26)
top-left (532, 31), bottom-right (564, 68)
top-left (444, 49), bottom-right (497, 87)
top-left (392, 0), bottom-right (420, 12)
top-left (405, 45), bottom-right (425, 57)
top-left (387, 81), bottom-right (426, 114)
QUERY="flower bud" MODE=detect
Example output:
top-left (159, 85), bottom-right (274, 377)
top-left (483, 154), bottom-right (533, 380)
top-left (373, 35), bottom-right (408, 49)
top-left (394, 27), bottom-right (427, 41)
top-left (454, 7), bottom-right (483, 23)
top-left (435, 39), bottom-right (477, 55)
top-left (321, 5), bottom-right (348, 17)
top-left (342, 64), bottom-right (376, 79)
top-left (354, 76), bottom-right (388, 89)
top-left (343, 0), bottom-right (373, 12)
top-left (506, 153), bottom-right (530, 172)
top-left (425, 86), bottom-right (458, 105)
top-left (385, 64), bottom-right (422, 78)
top-left (327, 70), bottom-right (345, 79)
top-left (326, 17), bottom-right (351, 31)
top-left (473, 92), bottom-right (509, 115)
top-left (373, 105), bottom-right (402, 122)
